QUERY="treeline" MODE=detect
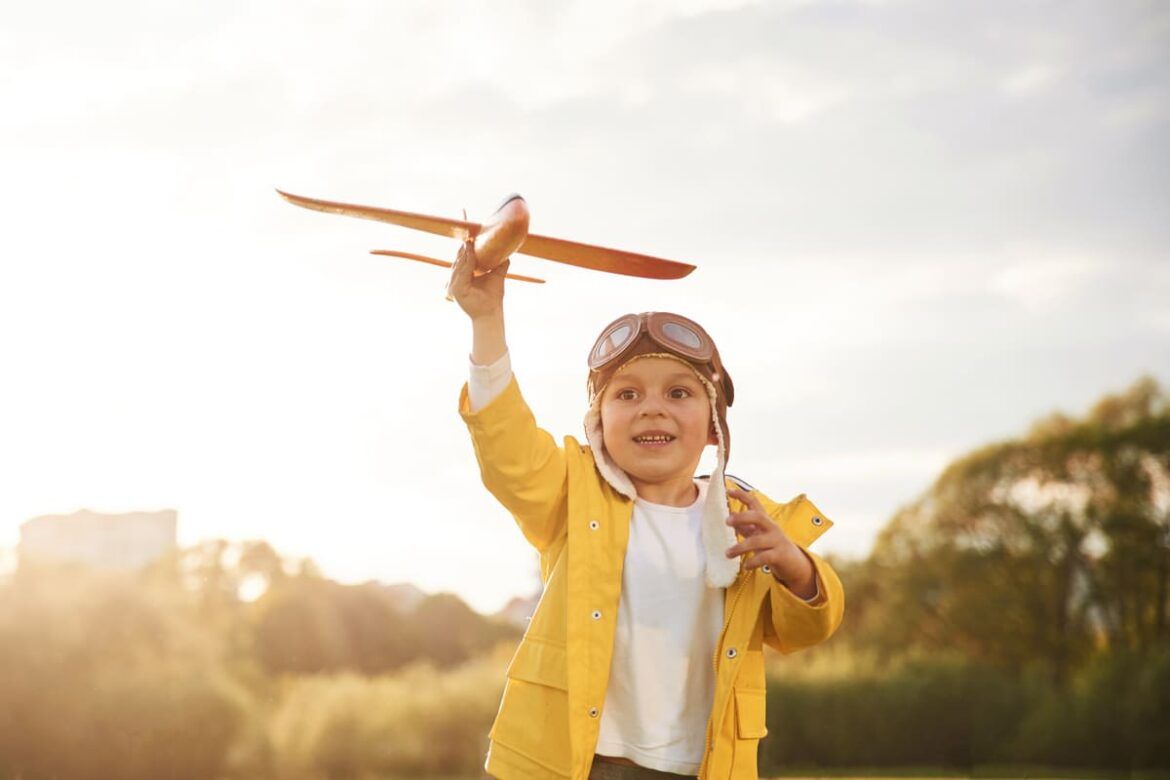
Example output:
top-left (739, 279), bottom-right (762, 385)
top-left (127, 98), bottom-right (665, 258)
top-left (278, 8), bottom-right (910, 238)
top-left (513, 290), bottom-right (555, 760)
top-left (760, 375), bottom-right (1170, 774)
top-left (155, 539), bottom-right (520, 676)
top-left (762, 647), bottom-right (1170, 774)
top-left (0, 549), bottom-right (518, 779)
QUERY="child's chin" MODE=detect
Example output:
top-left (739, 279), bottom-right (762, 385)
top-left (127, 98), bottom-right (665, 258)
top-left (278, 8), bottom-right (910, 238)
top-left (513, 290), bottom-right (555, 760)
top-left (616, 459), bottom-right (679, 483)
top-left (612, 445), bottom-right (700, 476)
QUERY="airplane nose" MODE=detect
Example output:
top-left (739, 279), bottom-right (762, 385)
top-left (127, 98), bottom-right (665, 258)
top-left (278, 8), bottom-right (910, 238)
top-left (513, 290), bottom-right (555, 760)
top-left (493, 193), bottom-right (525, 213)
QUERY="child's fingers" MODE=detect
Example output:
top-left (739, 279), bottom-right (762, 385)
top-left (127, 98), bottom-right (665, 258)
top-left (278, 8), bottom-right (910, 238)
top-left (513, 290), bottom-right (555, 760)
top-left (476, 257), bottom-right (509, 286)
top-left (457, 240), bottom-right (477, 270)
top-left (725, 511), bottom-right (770, 535)
top-left (743, 555), bottom-right (776, 571)
top-left (449, 241), bottom-right (476, 295)
top-left (725, 535), bottom-right (772, 559)
top-left (725, 517), bottom-right (758, 536)
top-left (449, 243), bottom-right (467, 284)
top-left (727, 487), bottom-right (769, 517)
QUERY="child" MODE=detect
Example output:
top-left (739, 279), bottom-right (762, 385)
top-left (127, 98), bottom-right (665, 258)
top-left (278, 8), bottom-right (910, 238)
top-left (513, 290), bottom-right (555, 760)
top-left (451, 244), bottom-right (844, 780)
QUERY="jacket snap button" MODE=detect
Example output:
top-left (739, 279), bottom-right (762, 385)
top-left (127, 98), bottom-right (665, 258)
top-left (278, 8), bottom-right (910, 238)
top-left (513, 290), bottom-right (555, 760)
top-left (811, 516), bottom-right (823, 526)
top-left (591, 610), bottom-right (602, 620)
top-left (589, 520), bottom-right (599, 530)
top-left (589, 707), bottom-right (599, 718)
top-left (762, 564), bottom-right (771, 573)
top-left (726, 648), bottom-right (737, 659)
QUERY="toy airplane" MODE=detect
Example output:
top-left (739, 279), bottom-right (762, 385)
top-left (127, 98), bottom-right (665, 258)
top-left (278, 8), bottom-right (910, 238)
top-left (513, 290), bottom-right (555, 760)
top-left (276, 190), bottom-right (696, 285)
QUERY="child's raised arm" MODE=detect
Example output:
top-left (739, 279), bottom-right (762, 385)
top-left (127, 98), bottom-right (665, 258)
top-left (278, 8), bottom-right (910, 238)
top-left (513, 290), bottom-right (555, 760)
top-left (448, 240), bottom-right (510, 366)
top-left (450, 242), bottom-right (569, 555)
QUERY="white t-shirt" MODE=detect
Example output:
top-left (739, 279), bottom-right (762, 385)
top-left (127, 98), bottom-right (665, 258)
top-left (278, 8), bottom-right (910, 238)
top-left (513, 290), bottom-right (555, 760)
top-left (594, 478), bottom-right (723, 774)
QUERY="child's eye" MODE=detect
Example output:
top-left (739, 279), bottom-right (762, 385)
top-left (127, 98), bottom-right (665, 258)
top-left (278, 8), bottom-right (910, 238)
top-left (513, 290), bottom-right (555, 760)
top-left (617, 389), bottom-right (637, 400)
top-left (669, 387), bottom-right (692, 399)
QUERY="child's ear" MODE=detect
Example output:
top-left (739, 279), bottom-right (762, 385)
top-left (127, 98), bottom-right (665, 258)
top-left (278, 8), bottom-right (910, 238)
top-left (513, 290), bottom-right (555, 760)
top-left (707, 423), bottom-right (718, 446)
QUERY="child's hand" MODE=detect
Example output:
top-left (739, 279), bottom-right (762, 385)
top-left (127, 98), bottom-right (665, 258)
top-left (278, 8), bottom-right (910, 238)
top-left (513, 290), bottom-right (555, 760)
top-left (448, 239), bottom-right (510, 320)
top-left (724, 487), bottom-right (817, 589)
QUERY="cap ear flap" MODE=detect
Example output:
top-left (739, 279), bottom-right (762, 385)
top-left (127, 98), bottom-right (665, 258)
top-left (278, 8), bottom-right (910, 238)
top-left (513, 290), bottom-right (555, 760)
top-left (722, 368), bottom-right (735, 407)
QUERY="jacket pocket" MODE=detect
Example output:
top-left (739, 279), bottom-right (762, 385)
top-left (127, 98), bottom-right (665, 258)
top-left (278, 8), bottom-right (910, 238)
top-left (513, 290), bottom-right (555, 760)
top-left (490, 636), bottom-right (572, 776)
top-left (505, 635), bottom-right (568, 690)
top-left (734, 688), bottom-right (768, 739)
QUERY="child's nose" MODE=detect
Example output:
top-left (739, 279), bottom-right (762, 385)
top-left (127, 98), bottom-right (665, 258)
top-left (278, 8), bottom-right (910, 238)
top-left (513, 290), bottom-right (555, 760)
top-left (638, 397), bottom-right (668, 416)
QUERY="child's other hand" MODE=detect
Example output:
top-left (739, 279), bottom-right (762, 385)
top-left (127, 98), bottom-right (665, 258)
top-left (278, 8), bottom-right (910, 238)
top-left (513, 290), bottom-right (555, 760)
top-left (724, 487), bottom-right (815, 586)
top-left (449, 239), bottom-right (510, 320)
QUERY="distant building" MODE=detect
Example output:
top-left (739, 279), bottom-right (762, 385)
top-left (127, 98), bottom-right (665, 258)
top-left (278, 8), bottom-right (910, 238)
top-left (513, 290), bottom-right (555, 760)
top-left (18, 509), bottom-right (177, 571)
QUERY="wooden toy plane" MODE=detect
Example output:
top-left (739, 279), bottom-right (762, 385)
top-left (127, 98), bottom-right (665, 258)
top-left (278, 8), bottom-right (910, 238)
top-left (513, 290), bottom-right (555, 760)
top-left (276, 190), bottom-right (696, 285)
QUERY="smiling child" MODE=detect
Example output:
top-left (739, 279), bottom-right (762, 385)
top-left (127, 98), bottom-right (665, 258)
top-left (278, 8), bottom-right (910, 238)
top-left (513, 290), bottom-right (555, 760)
top-left (451, 243), bottom-right (844, 780)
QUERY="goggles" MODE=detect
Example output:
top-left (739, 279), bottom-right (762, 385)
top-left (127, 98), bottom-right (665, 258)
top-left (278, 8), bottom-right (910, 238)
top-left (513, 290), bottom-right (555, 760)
top-left (587, 312), bottom-right (734, 405)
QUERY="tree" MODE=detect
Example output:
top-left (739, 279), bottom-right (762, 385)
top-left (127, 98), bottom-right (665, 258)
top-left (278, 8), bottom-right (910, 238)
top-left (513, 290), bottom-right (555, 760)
top-left (866, 376), bottom-right (1170, 685)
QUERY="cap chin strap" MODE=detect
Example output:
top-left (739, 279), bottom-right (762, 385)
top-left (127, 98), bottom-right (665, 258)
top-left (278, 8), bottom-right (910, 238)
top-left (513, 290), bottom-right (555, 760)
top-left (582, 372), bottom-right (739, 589)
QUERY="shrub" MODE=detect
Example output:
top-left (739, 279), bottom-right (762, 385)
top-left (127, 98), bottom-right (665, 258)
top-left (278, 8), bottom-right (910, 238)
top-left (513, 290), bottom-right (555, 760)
top-left (268, 645), bottom-right (510, 779)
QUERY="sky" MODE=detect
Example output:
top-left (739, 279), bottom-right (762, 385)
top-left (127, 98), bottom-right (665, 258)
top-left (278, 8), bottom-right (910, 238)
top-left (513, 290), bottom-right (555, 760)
top-left (1, 0), bottom-right (1167, 614)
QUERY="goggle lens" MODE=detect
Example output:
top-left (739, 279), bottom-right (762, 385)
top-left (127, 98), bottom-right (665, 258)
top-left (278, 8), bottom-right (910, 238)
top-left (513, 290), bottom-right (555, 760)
top-left (595, 324), bottom-right (633, 361)
top-left (661, 321), bottom-right (702, 351)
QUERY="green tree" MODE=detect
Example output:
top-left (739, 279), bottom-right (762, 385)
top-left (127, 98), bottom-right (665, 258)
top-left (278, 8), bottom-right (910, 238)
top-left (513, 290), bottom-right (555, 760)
top-left (412, 591), bottom-right (518, 669)
top-left (251, 577), bottom-right (416, 675)
top-left (865, 376), bottom-right (1170, 685)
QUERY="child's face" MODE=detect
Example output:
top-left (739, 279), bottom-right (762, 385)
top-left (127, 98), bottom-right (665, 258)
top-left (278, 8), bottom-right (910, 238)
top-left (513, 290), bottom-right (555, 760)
top-left (599, 356), bottom-right (715, 489)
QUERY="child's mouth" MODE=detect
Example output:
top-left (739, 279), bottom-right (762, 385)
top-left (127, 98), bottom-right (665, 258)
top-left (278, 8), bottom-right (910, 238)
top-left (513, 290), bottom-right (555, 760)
top-left (633, 435), bottom-right (675, 448)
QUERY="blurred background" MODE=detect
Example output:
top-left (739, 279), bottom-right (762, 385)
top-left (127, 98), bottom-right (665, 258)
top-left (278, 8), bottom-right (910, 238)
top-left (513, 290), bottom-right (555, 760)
top-left (1, 0), bottom-right (1167, 778)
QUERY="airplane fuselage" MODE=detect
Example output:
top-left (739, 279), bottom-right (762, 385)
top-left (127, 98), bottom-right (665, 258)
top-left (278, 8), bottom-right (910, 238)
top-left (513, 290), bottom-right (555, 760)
top-left (473, 193), bottom-right (529, 272)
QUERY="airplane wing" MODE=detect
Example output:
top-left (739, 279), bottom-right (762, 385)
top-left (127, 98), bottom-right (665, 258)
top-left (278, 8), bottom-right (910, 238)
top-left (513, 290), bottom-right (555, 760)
top-left (277, 189), bottom-right (479, 241)
top-left (276, 189), bottom-right (696, 280)
top-left (518, 232), bottom-right (694, 280)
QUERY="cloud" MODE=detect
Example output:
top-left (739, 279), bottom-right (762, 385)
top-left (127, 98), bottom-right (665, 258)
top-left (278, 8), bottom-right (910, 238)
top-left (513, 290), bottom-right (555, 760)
top-left (991, 253), bottom-right (1107, 311)
top-left (1001, 63), bottom-right (1063, 96)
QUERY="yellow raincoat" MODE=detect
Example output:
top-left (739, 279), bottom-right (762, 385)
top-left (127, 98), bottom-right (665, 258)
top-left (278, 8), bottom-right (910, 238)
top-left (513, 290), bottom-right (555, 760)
top-left (459, 376), bottom-right (845, 780)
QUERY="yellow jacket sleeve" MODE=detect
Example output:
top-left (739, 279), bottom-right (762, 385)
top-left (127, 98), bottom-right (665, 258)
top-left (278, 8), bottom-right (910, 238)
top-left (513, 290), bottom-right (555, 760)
top-left (459, 374), bottom-right (569, 553)
top-left (754, 492), bottom-right (846, 654)
top-left (763, 547), bottom-right (845, 654)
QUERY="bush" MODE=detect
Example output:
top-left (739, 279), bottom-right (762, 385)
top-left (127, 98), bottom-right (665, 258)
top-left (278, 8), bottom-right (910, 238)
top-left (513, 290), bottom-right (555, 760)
top-left (761, 649), bottom-right (1170, 774)
top-left (268, 645), bottom-right (510, 779)
top-left (0, 565), bottom-right (251, 779)
top-left (1012, 647), bottom-right (1170, 770)
top-left (761, 652), bottom-right (1038, 772)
